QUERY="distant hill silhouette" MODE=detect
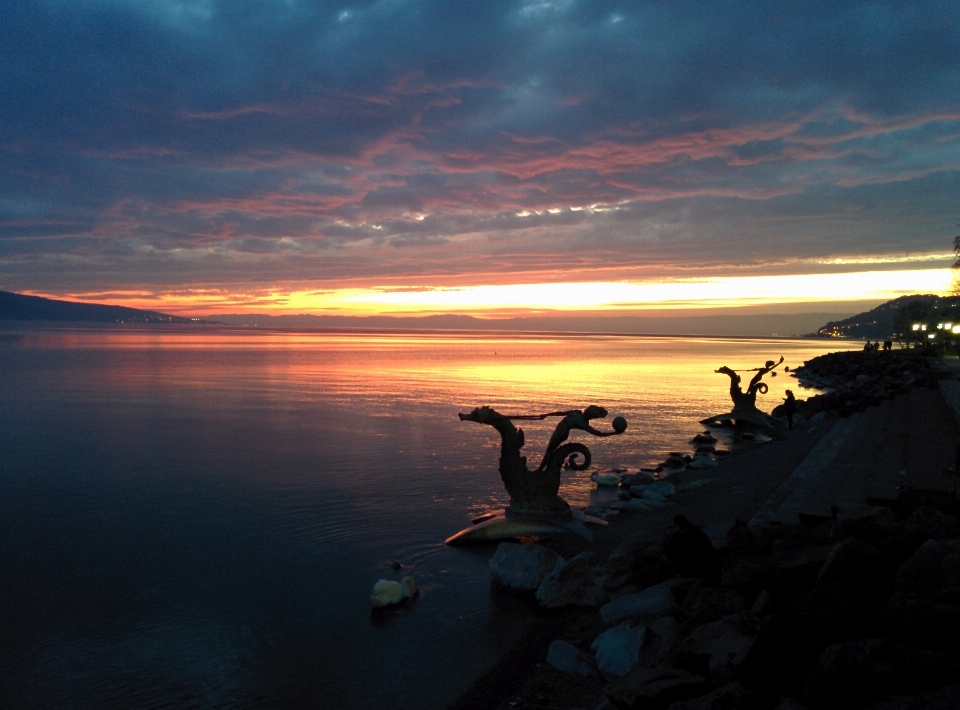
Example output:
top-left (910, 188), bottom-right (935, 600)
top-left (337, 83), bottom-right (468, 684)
top-left (816, 295), bottom-right (960, 339)
top-left (211, 311), bottom-right (857, 337)
top-left (0, 290), bottom-right (212, 324)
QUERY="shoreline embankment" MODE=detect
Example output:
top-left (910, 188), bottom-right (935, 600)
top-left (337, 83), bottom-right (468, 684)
top-left (448, 348), bottom-right (960, 710)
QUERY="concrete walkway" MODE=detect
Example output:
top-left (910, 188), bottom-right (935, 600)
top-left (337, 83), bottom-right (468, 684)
top-left (751, 382), bottom-right (960, 527)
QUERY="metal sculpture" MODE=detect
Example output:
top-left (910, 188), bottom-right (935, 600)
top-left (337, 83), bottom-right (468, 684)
top-left (447, 405), bottom-right (627, 545)
top-left (708, 356), bottom-right (784, 428)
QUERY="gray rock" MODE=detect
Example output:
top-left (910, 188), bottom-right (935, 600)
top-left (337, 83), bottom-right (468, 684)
top-left (668, 681), bottom-right (767, 710)
top-left (750, 589), bottom-right (774, 616)
top-left (816, 537), bottom-right (892, 611)
top-left (636, 487), bottom-right (668, 504)
top-left (618, 498), bottom-right (654, 513)
top-left (489, 542), bottom-right (563, 592)
top-left (676, 479), bottom-right (718, 492)
top-left (809, 412), bottom-right (826, 422)
top-left (546, 640), bottom-right (595, 676)
top-left (647, 480), bottom-right (677, 497)
top-left (642, 615), bottom-right (679, 667)
top-left (676, 612), bottom-right (759, 681)
top-left (604, 532), bottom-right (661, 588)
top-left (722, 543), bottom-right (833, 600)
top-left (831, 506), bottom-right (901, 545)
top-left (803, 638), bottom-right (959, 706)
top-left (605, 535), bottom-right (679, 592)
top-left (861, 681), bottom-right (960, 710)
top-left (906, 506), bottom-right (960, 541)
top-left (688, 455), bottom-right (718, 469)
top-left (622, 471), bottom-right (656, 487)
top-left (894, 538), bottom-right (960, 603)
top-left (592, 622), bottom-right (645, 677)
top-left (773, 699), bottom-right (811, 710)
top-left (601, 580), bottom-right (681, 624)
top-left (536, 551), bottom-right (608, 608)
top-left (681, 585), bottom-right (748, 622)
top-left (879, 595), bottom-right (960, 651)
top-left (606, 666), bottom-right (707, 708)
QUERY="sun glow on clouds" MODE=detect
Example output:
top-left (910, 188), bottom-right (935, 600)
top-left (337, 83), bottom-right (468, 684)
top-left (50, 269), bottom-right (951, 317)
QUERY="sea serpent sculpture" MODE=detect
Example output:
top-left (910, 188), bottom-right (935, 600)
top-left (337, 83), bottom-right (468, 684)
top-left (446, 405), bottom-right (627, 545)
top-left (706, 356), bottom-right (784, 429)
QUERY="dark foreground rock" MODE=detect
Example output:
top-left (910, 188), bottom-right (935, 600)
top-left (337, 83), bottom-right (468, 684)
top-left (451, 498), bottom-right (960, 710)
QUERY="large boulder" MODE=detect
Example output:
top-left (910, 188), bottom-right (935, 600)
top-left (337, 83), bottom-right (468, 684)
top-left (860, 681), bottom-right (960, 710)
top-left (666, 681), bottom-right (769, 710)
top-left (680, 585), bottom-right (748, 623)
top-left (601, 580), bottom-right (682, 624)
top-left (879, 508), bottom-right (960, 564)
top-left (879, 595), bottom-right (960, 652)
top-left (802, 638), bottom-right (959, 708)
top-left (605, 532), bottom-right (660, 584)
top-left (642, 615), bottom-right (680, 668)
top-left (606, 666), bottom-right (707, 708)
top-left (722, 544), bottom-right (834, 605)
top-left (894, 538), bottom-right (960, 603)
top-left (489, 542), bottom-right (563, 593)
top-left (831, 506), bottom-right (902, 545)
top-left (592, 622), bottom-right (646, 677)
top-left (675, 612), bottom-right (759, 682)
top-left (546, 640), bottom-right (595, 676)
top-left (815, 537), bottom-right (893, 613)
top-left (905, 506), bottom-right (960, 541)
top-left (725, 519), bottom-right (762, 556)
top-left (738, 585), bottom-right (856, 696)
top-left (605, 533), bottom-right (678, 592)
top-left (536, 551), bottom-right (608, 608)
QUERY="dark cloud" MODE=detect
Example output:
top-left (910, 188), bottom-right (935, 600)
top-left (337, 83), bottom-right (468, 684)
top-left (1, 0), bottom-right (958, 295)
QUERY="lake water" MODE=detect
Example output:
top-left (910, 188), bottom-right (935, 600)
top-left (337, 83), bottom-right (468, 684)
top-left (0, 326), bottom-right (858, 709)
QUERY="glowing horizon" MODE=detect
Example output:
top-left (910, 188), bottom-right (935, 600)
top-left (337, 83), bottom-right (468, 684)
top-left (36, 267), bottom-right (954, 318)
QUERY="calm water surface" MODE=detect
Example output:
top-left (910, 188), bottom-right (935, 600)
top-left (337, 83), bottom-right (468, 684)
top-left (0, 326), bottom-right (858, 709)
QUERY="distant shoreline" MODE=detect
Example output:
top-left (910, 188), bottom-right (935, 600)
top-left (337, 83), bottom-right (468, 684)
top-left (0, 319), bottom-right (859, 343)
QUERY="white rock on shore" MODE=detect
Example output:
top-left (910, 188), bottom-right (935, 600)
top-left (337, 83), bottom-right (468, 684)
top-left (489, 542), bottom-right (563, 592)
top-left (601, 580), bottom-right (680, 624)
top-left (592, 622), bottom-right (645, 677)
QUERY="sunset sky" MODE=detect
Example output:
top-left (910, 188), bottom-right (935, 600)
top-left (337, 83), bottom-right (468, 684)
top-left (1, 1), bottom-right (959, 317)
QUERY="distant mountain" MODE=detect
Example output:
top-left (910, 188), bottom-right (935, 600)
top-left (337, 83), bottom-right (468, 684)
top-left (211, 311), bottom-right (856, 337)
top-left (816, 295), bottom-right (960, 339)
top-left (0, 290), bottom-right (213, 324)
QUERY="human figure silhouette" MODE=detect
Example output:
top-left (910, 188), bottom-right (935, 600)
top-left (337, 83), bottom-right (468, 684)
top-left (783, 389), bottom-right (797, 430)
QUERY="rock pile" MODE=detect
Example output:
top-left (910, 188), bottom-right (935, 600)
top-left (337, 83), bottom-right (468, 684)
top-left (491, 498), bottom-right (960, 709)
top-left (780, 350), bottom-right (940, 419)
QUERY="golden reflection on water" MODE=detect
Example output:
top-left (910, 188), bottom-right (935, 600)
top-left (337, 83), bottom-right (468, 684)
top-left (9, 326), bottom-right (862, 512)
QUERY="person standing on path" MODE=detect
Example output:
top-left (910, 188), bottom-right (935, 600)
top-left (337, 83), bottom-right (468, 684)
top-left (783, 389), bottom-right (797, 430)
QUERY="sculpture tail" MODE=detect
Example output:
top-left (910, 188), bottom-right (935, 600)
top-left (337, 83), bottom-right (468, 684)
top-left (753, 382), bottom-right (769, 395)
top-left (543, 442), bottom-right (591, 472)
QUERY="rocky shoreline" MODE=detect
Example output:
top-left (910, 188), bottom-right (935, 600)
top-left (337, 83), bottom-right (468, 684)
top-left (448, 349), bottom-right (958, 710)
